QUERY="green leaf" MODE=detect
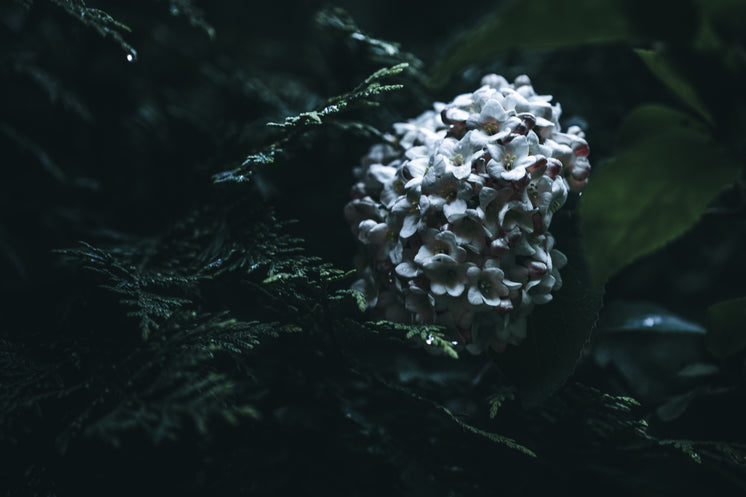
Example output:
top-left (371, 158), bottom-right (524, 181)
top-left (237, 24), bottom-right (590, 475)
top-left (706, 297), bottom-right (746, 358)
top-left (499, 219), bottom-right (604, 408)
top-left (635, 49), bottom-right (714, 124)
top-left (429, 0), bottom-right (632, 86)
top-left (580, 104), bottom-right (739, 286)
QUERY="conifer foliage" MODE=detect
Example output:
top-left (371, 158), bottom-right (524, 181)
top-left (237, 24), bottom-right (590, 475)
top-left (2, 1), bottom-right (746, 496)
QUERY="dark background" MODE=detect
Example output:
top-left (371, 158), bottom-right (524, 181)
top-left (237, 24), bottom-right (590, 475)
top-left (2, 1), bottom-right (745, 496)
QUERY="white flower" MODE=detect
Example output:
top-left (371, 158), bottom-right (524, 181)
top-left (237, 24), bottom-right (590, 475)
top-left (346, 73), bottom-right (592, 353)
top-left (393, 107), bottom-right (447, 149)
top-left (422, 254), bottom-right (468, 297)
top-left (466, 260), bottom-right (513, 310)
top-left (414, 229), bottom-right (466, 266)
top-left (404, 281), bottom-right (436, 323)
top-left (420, 156), bottom-right (474, 222)
top-left (486, 135), bottom-right (531, 182)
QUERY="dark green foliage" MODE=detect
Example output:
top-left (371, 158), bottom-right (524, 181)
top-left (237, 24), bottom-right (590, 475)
top-left (314, 6), bottom-right (424, 75)
top-left (499, 212), bottom-right (604, 407)
top-left (635, 48), bottom-right (714, 124)
top-left (2, 1), bottom-right (746, 496)
top-left (59, 242), bottom-right (197, 339)
top-left (166, 0), bottom-right (214, 38)
top-left (46, 0), bottom-right (138, 60)
top-left (363, 320), bottom-right (460, 359)
top-left (707, 297), bottom-right (746, 358)
top-left (429, 0), bottom-right (634, 86)
top-left (213, 63), bottom-right (408, 183)
top-left (579, 104), bottom-right (740, 286)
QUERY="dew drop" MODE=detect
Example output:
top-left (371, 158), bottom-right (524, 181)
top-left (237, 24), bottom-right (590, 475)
top-left (126, 53), bottom-right (134, 62)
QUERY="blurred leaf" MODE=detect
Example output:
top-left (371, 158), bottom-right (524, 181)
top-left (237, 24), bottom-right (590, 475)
top-left (695, 0), bottom-right (746, 46)
top-left (579, 104), bottom-right (740, 286)
top-left (596, 300), bottom-right (706, 334)
top-left (655, 385), bottom-right (723, 422)
top-left (314, 6), bottom-right (423, 72)
top-left (591, 301), bottom-right (711, 404)
top-left (167, 0), bottom-right (215, 39)
top-left (429, 0), bottom-right (633, 86)
top-left (707, 296), bottom-right (746, 358)
top-left (636, 48), bottom-right (714, 124)
top-left (499, 220), bottom-right (603, 408)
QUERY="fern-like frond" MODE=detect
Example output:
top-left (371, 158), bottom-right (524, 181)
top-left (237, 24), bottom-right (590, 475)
top-left (365, 321), bottom-right (460, 359)
top-left (58, 242), bottom-right (199, 339)
top-left (314, 7), bottom-right (423, 72)
top-left (213, 63), bottom-right (407, 183)
top-left (47, 0), bottom-right (138, 61)
top-left (166, 0), bottom-right (215, 38)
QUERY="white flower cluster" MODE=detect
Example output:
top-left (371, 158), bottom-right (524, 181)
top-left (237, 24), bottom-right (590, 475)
top-left (345, 74), bottom-right (591, 353)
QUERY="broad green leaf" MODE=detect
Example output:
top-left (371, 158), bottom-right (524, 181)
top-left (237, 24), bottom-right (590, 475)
top-left (706, 297), bottom-right (746, 358)
top-left (499, 217), bottom-right (603, 408)
top-left (429, 0), bottom-right (632, 86)
top-left (579, 104), bottom-right (739, 287)
top-left (635, 49), bottom-right (714, 124)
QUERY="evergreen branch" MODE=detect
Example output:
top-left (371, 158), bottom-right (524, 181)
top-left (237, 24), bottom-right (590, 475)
top-left (166, 0), bottom-right (215, 39)
top-left (0, 121), bottom-right (66, 183)
top-left (83, 371), bottom-right (260, 446)
top-left (10, 58), bottom-right (93, 121)
top-left (46, 0), bottom-right (138, 61)
top-left (53, 312), bottom-right (291, 450)
top-left (12, 0), bottom-right (34, 10)
top-left (134, 205), bottom-right (303, 278)
top-left (57, 204), bottom-right (302, 339)
top-left (172, 312), bottom-right (301, 356)
top-left (213, 63), bottom-right (407, 183)
top-left (488, 386), bottom-right (516, 419)
top-left (58, 242), bottom-right (200, 339)
top-left (360, 368), bottom-right (536, 458)
top-left (540, 383), bottom-right (652, 443)
top-left (266, 63), bottom-right (407, 130)
top-left (365, 320), bottom-right (460, 359)
top-left (314, 6), bottom-right (424, 72)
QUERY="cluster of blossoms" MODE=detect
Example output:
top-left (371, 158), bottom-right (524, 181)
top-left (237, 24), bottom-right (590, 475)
top-left (345, 74), bottom-right (591, 353)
